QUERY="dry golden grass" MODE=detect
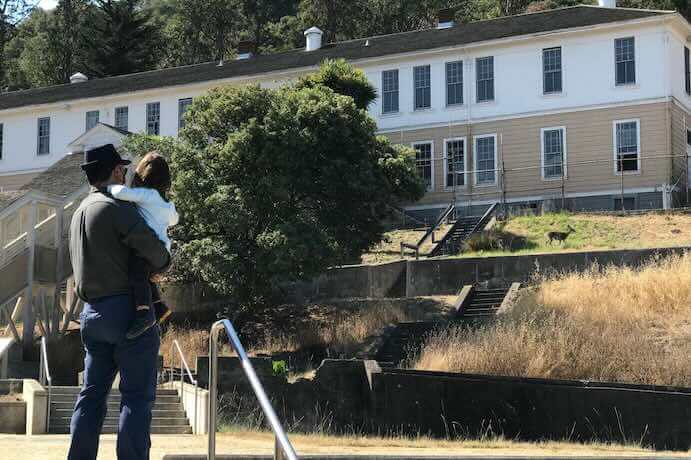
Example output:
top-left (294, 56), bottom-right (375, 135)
top-left (161, 297), bottom-right (455, 368)
top-left (414, 253), bottom-right (691, 387)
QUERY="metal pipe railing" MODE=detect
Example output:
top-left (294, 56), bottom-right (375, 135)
top-left (170, 339), bottom-right (199, 434)
top-left (209, 319), bottom-right (298, 460)
top-left (39, 336), bottom-right (52, 433)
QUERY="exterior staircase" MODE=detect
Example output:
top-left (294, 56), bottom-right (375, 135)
top-left (459, 286), bottom-right (511, 319)
top-left (429, 203), bottom-right (498, 257)
top-left (49, 386), bottom-right (192, 434)
top-left (374, 284), bottom-right (516, 366)
top-left (375, 321), bottom-right (440, 365)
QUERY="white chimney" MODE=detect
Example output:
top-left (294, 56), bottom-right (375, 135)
top-left (437, 8), bottom-right (455, 29)
top-left (598, 0), bottom-right (616, 7)
top-left (70, 72), bottom-right (88, 84)
top-left (304, 27), bottom-right (323, 52)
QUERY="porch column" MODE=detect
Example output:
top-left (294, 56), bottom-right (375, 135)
top-left (22, 200), bottom-right (37, 356)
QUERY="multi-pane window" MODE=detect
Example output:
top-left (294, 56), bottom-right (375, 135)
top-left (475, 135), bottom-right (496, 185)
top-left (115, 106), bottom-right (128, 131)
top-left (85, 110), bottom-right (99, 130)
top-left (615, 37), bottom-right (636, 86)
top-left (614, 120), bottom-right (640, 173)
top-left (413, 142), bottom-right (433, 191)
top-left (178, 98), bottom-right (193, 130)
top-left (382, 69), bottom-right (399, 114)
top-left (37, 117), bottom-right (50, 155)
top-left (476, 56), bottom-right (494, 102)
top-left (146, 102), bottom-right (160, 135)
top-left (685, 47), bottom-right (690, 95)
top-left (446, 61), bottom-right (463, 106)
top-left (543, 47), bottom-right (562, 94)
top-left (541, 127), bottom-right (566, 179)
top-left (445, 138), bottom-right (465, 188)
top-left (414, 65), bottom-right (431, 110)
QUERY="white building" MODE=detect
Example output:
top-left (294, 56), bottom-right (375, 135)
top-left (1, 4), bottom-right (691, 218)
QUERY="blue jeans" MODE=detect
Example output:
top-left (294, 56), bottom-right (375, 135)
top-left (68, 294), bottom-right (160, 460)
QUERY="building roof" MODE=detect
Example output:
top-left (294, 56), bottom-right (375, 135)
top-left (0, 190), bottom-right (24, 212)
top-left (0, 6), bottom-right (673, 112)
top-left (19, 153), bottom-right (86, 198)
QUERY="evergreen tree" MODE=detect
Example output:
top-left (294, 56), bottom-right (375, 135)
top-left (81, 0), bottom-right (161, 78)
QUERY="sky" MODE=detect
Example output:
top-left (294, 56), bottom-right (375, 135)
top-left (38, 0), bottom-right (58, 10)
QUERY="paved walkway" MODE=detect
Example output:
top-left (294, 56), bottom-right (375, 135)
top-left (0, 433), bottom-right (688, 460)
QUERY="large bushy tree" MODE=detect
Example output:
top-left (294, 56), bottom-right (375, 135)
top-left (169, 61), bottom-right (424, 307)
top-left (81, 0), bottom-right (161, 77)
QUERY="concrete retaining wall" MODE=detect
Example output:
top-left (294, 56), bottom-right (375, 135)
top-left (160, 247), bottom-right (691, 312)
top-left (372, 369), bottom-right (691, 450)
top-left (199, 359), bottom-right (691, 450)
top-left (0, 379), bottom-right (25, 434)
top-left (405, 246), bottom-right (691, 296)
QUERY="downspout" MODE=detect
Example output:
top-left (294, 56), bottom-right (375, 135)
top-left (663, 31), bottom-right (673, 208)
top-left (466, 56), bottom-right (473, 216)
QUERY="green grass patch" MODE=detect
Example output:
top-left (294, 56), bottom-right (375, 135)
top-left (461, 212), bottom-right (636, 257)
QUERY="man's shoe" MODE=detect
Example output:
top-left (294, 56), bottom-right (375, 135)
top-left (126, 314), bottom-right (157, 340)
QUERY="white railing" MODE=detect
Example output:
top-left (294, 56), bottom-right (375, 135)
top-left (0, 234), bottom-right (28, 269)
top-left (208, 319), bottom-right (298, 460)
top-left (169, 339), bottom-right (199, 434)
top-left (39, 336), bottom-right (52, 433)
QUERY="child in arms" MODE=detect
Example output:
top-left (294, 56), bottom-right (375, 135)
top-left (108, 151), bottom-right (179, 339)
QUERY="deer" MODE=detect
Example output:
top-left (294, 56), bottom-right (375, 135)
top-left (546, 225), bottom-right (576, 245)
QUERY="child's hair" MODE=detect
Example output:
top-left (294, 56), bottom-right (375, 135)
top-left (132, 151), bottom-right (171, 200)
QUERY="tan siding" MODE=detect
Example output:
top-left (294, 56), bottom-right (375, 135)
top-left (383, 102), bottom-right (674, 207)
top-left (0, 172), bottom-right (39, 192)
top-left (670, 103), bottom-right (688, 201)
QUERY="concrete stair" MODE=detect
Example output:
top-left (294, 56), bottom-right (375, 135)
top-left (460, 287), bottom-right (510, 319)
top-left (374, 286), bottom-right (512, 366)
top-left (429, 215), bottom-right (483, 256)
top-left (48, 386), bottom-right (192, 434)
top-left (375, 321), bottom-right (441, 365)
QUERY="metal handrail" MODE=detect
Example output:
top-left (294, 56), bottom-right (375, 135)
top-left (209, 319), bottom-right (298, 460)
top-left (39, 336), bottom-right (52, 433)
top-left (169, 339), bottom-right (199, 434)
top-left (400, 202), bottom-right (455, 259)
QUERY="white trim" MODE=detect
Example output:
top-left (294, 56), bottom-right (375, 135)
top-left (402, 185), bottom-right (662, 211)
top-left (381, 68), bottom-right (400, 115)
top-left (444, 59), bottom-right (464, 107)
top-left (412, 64), bottom-right (432, 111)
top-left (475, 56), bottom-right (495, 103)
top-left (442, 137), bottom-right (468, 190)
top-left (473, 133), bottom-right (498, 186)
top-left (377, 97), bottom-right (670, 134)
top-left (541, 45), bottom-right (564, 96)
top-left (613, 35), bottom-right (638, 88)
top-left (540, 126), bottom-right (567, 181)
top-left (612, 118), bottom-right (642, 175)
top-left (411, 140), bottom-right (435, 192)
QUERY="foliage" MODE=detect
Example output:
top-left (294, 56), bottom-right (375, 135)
top-left (271, 360), bottom-right (288, 376)
top-left (120, 133), bottom-right (181, 160)
top-left (170, 62), bottom-right (424, 308)
top-left (80, 0), bottom-right (161, 78)
top-left (294, 58), bottom-right (377, 110)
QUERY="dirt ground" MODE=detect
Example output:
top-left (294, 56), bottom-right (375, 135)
top-left (0, 433), bottom-right (688, 459)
